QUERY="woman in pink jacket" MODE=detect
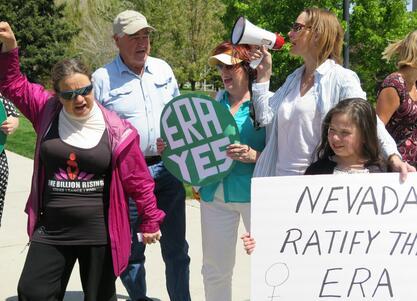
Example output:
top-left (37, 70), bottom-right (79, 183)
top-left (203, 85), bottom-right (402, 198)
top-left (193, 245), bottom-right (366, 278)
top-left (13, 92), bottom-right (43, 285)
top-left (0, 22), bottom-right (164, 301)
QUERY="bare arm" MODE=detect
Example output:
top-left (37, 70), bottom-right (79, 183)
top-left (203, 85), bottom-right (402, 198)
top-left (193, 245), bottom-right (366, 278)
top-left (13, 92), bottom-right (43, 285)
top-left (376, 87), bottom-right (400, 125)
top-left (376, 87), bottom-right (416, 180)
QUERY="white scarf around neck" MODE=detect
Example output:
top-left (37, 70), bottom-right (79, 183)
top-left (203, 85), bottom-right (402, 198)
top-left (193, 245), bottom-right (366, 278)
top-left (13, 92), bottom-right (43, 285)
top-left (58, 102), bottom-right (106, 149)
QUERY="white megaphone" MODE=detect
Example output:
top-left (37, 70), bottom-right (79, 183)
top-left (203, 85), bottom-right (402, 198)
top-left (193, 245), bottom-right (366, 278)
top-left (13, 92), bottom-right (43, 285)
top-left (231, 16), bottom-right (285, 50)
top-left (231, 16), bottom-right (285, 68)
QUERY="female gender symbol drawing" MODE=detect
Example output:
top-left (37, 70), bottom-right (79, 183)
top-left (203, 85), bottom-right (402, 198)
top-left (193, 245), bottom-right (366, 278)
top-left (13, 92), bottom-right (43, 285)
top-left (264, 262), bottom-right (290, 300)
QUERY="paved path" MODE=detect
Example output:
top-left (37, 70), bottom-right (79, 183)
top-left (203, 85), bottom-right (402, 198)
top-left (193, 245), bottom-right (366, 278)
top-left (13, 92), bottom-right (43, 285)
top-left (0, 151), bottom-right (250, 301)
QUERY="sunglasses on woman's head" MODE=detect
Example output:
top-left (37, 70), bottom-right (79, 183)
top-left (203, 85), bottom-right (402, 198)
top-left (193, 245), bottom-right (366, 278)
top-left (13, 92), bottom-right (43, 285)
top-left (59, 84), bottom-right (93, 100)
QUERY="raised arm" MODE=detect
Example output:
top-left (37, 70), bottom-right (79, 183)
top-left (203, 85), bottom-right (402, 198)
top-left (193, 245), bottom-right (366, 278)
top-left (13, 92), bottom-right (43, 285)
top-left (247, 47), bottom-right (281, 126)
top-left (0, 21), bottom-right (52, 127)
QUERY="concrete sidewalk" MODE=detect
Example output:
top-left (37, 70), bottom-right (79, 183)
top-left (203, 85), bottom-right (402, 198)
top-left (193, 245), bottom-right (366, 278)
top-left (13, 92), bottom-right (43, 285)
top-left (0, 151), bottom-right (250, 301)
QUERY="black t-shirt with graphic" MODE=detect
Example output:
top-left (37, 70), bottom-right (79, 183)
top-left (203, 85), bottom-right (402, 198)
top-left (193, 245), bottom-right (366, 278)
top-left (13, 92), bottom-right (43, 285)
top-left (32, 116), bottom-right (111, 245)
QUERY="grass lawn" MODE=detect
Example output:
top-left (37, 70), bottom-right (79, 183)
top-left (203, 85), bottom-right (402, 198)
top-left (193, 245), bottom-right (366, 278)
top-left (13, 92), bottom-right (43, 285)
top-left (6, 116), bottom-right (36, 159)
top-left (6, 115), bottom-right (195, 199)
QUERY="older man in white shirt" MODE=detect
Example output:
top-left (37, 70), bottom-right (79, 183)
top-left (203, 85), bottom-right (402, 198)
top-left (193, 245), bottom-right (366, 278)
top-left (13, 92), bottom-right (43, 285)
top-left (93, 10), bottom-right (191, 301)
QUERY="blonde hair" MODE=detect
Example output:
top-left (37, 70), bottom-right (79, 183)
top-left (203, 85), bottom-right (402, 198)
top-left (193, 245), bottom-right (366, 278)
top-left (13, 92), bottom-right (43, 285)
top-left (382, 30), bottom-right (417, 68)
top-left (304, 8), bottom-right (344, 65)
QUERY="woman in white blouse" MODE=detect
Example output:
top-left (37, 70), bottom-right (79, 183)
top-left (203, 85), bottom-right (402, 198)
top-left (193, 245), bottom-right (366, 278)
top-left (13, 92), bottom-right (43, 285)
top-left (242, 7), bottom-right (414, 256)
top-left (250, 7), bottom-right (412, 179)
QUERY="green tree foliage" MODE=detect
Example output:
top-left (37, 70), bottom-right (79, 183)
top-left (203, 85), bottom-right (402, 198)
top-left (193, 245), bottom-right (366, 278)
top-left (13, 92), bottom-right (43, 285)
top-left (0, 0), bottom-right (79, 84)
top-left (350, 0), bottom-right (417, 102)
top-left (128, 0), bottom-right (226, 90)
top-left (61, 0), bottom-right (134, 71)
top-left (221, 0), bottom-right (416, 100)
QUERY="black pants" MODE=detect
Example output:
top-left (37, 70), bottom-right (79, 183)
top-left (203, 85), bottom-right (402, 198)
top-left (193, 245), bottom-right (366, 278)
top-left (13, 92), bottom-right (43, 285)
top-left (18, 241), bottom-right (116, 301)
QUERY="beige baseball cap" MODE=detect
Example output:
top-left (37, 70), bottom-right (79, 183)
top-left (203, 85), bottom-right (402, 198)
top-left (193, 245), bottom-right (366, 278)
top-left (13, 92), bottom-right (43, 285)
top-left (113, 10), bottom-right (155, 35)
top-left (208, 49), bottom-right (243, 67)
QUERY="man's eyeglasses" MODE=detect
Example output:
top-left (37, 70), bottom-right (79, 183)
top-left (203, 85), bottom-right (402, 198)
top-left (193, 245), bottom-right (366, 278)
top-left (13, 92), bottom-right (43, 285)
top-left (59, 84), bottom-right (93, 100)
top-left (291, 22), bottom-right (309, 33)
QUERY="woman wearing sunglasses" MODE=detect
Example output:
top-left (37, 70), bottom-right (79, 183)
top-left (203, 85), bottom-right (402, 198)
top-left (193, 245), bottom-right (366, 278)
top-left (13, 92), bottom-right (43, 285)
top-left (249, 7), bottom-right (412, 179)
top-left (241, 7), bottom-right (413, 252)
top-left (0, 22), bottom-right (164, 301)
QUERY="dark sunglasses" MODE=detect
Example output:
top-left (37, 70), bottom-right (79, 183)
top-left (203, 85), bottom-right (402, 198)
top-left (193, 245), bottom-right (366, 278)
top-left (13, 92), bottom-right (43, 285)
top-left (59, 84), bottom-right (93, 100)
top-left (249, 102), bottom-right (261, 131)
top-left (291, 22), bottom-right (309, 33)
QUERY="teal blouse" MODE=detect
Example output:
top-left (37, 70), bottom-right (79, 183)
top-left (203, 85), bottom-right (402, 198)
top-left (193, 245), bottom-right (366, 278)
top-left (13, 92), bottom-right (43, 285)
top-left (199, 91), bottom-right (266, 203)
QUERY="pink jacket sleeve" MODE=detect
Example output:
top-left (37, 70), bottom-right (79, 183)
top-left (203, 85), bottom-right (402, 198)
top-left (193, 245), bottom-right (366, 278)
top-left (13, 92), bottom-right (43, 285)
top-left (117, 136), bottom-right (165, 233)
top-left (0, 48), bottom-right (53, 132)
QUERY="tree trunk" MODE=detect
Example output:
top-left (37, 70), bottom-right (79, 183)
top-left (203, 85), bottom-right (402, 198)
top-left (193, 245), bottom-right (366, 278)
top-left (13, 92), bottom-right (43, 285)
top-left (191, 80), bottom-right (196, 91)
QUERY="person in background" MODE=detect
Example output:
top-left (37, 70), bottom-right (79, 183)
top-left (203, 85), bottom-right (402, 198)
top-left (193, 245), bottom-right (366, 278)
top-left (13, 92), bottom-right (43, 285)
top-left (0, 21), bottom-right (164, 301)
top-left (376, 30), bottom-right (417, 167)
top-left (93, 10), bottom-right (191, 301)
top-left (249, 7), bottom-right (412, 180)
top-left (0, 93), bottom-right (19, 227)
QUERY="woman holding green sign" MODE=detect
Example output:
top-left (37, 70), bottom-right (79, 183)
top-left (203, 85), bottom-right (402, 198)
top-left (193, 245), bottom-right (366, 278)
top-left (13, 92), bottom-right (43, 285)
top-left (0, 94), bottom-right (19, 227)
top-left (158, 41), bottom-right (267, 301)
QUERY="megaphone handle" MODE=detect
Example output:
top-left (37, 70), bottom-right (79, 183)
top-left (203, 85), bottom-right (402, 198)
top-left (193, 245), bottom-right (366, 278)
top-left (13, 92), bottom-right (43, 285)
top-left (249, 55), bottom-right (263, 69)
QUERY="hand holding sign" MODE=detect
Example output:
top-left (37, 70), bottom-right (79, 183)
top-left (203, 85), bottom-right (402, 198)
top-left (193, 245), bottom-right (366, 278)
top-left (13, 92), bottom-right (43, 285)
top-left (227, 143), bottom-right (259, 163)
top-left (1, 116), bottom-right (18, 135)
top-left (160, 93), bottom-right (240, 186)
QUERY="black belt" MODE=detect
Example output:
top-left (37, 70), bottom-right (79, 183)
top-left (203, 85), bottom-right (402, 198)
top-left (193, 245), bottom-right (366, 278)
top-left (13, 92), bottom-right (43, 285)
top-left (145, 155), bottom-right (162, 166)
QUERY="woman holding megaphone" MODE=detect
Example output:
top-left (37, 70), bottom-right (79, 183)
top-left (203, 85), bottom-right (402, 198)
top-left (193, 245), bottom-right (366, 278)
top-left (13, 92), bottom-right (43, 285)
top-left (241, 7), bottom-right (414, 254)
top-left (248, 7), bottom-right (412, 179)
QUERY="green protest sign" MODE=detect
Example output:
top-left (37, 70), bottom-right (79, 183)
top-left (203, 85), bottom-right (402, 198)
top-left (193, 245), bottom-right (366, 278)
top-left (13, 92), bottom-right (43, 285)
top-left (160, 93), bottom-right (240, 186)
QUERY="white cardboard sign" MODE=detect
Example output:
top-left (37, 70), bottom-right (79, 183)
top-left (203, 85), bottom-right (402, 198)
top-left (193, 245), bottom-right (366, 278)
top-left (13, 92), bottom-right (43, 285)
top-left (251, 173), bottom-right (417, 300)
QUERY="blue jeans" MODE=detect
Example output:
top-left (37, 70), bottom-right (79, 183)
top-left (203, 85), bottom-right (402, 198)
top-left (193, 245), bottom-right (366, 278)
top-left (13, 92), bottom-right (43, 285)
top-left (120, 162), bottom-right (191, 301)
